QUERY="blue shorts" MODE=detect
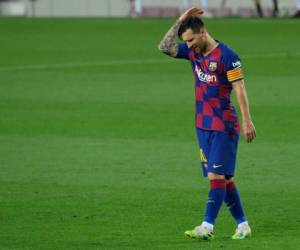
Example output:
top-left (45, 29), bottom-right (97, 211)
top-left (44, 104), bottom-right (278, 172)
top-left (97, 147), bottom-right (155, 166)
top-left (197, 128), bottom-right (239, 177)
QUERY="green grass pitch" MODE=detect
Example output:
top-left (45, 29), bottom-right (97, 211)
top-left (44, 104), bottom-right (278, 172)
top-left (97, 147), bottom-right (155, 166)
top-left (0, 17), bottom-right (300, 249)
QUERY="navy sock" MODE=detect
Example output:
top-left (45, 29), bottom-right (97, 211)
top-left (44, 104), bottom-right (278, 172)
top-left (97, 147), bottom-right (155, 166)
top-left (204, 179), bottom-right (226, 225)
top-left (224, 181), bottom-right (247, 224)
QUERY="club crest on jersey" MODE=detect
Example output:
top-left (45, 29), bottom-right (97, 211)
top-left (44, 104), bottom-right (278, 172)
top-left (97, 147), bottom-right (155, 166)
top-left (208, 61), bottom-right (218, 71)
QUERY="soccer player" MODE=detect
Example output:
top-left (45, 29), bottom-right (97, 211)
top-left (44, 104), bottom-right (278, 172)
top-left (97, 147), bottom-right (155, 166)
top-left (254, 0), bottom-right (279, 17)
top-left (158, 7), bottom-right (256, 240)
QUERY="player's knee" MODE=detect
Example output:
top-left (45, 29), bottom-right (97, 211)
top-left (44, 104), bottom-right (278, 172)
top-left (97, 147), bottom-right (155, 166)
top-left (207, 172), bottom-right (224, 180)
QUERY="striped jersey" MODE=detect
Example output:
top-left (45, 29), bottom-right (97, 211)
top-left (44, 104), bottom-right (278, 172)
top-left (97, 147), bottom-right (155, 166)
top-left (176, 42), bottom-right (243, 134)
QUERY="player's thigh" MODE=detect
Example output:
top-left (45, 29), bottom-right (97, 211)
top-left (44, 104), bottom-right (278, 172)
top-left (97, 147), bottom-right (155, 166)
top-left (196, 129), bottom-right (211, 176)
top-left (196, 128), bottom-right (210, 160)
top-left (208, 131), bottom-right (239, 175)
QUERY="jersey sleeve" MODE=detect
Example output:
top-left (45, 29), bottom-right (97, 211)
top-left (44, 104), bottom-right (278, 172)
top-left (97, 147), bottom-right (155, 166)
top-left (223, 50), bottom-right (244, 83)
top-left (175, 43), bottom-right (191, 60)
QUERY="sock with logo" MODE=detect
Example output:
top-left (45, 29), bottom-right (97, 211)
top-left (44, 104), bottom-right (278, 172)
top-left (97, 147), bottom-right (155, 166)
top-left (204, 179), bottom-right (226, 225)
top-left (224, 181), bottom-right (247, 224)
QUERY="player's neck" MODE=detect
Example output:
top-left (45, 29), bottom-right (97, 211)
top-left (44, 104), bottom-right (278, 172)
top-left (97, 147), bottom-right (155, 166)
top-left (202, 36), bottom-right (219, 56)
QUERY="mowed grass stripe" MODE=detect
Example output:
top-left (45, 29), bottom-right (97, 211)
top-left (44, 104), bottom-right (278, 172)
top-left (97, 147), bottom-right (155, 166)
top-left (1, 51), bottom-right (300, 72)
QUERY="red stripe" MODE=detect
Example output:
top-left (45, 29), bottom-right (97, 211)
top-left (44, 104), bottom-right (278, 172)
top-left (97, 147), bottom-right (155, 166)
top-left (210, 47), bottom-right (221, 60)
top-left (201, 59), bottom-right (209, 69)
top-left (211, 117), bottom-right (225, 131)
top-left (226, 181), bottom-right (236, 192)
top-left (189, 51), bottom-right (196, 62)
top-left (195, 87), bottom-right (203, 101)
top-left (208, 98), bottom-right (221, 109)
top-left (196, 114), bottom-right (203, 128)
top-left (203, 102), bottom-right (213, 116)
top-left (223, 109), bottom-right (235, 121)
top-left (210, 179), bottom-right (226, 189)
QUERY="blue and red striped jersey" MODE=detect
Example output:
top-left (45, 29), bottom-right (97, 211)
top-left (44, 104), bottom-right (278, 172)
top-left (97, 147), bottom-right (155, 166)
top-left (176, 42), bottom-right (243, 134)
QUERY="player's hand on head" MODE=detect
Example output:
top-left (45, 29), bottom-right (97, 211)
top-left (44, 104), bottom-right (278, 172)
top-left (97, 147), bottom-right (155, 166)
top-left (179, 7), bottom-right (204, 22)
top-left (242, 120), bottom-right (256, 143)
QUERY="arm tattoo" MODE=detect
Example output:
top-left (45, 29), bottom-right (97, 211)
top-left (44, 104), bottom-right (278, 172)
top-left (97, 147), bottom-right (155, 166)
top-left (158, 20), bottom-right (182, 57)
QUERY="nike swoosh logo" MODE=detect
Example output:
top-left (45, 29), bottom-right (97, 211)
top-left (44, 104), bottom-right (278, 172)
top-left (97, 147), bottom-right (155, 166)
top-left (212, 164), bottom-right (222, 169)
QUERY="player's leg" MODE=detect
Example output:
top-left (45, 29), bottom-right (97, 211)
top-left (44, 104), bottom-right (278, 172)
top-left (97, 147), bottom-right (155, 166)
top-left (207, 131), bottom-right (251, 240)
top-left (224, 177), bottom-right (247, 225)
top-left (272, 0), bottom-right (279, 17)
top-left (225, 177), bottom-right (252, 239)
top-left (203, 172), bottom-right (226, 228)
top-left (185, 173), bottom-right (226, 240)
top-left (185, 130), bottom-right (226, 240)
top-left (254, 0), bottom-right (264, 17)
top-left (199, 130), bottom-right (227, 226)
top-left (215, 131), bottom-right (251, 239)
top-left (200, 131), bottom-right (242, 231)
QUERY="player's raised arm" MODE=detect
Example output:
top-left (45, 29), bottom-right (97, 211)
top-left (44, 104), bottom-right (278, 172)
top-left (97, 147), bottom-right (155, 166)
top-left (158, 7), bottom-right (204, 57)
top-left (157, 20), bottom-right (181, 57)
top-left (232, 80), bottom-right (256, 143)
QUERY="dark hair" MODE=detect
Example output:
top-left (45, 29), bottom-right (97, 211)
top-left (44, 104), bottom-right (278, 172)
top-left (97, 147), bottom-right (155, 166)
top-left (178, 16), bottom-right (205, 38)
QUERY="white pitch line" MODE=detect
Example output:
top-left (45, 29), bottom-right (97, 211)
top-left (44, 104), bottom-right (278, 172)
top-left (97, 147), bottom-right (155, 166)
top-left (0, 52), bottom-right (299, 72)
top-left (0, 59), bottom-right (171, 72)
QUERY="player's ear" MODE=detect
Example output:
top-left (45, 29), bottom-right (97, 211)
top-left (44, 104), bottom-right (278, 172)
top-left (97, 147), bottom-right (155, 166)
top-left (199, 26), bottom-right (205, 34)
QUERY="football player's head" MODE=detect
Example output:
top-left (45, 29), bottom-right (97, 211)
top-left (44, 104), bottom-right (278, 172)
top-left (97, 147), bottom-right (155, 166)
top-left (178, 16), bottom-right (207, 52)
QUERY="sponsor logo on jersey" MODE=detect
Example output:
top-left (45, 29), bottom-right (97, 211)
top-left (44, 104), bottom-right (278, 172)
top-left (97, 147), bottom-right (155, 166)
top-left (195, 65), bottom-right (217, 83)
top-left (232, 60), bottom-right (241, 68)
top-left (208, 61), bottom-right (218, 71)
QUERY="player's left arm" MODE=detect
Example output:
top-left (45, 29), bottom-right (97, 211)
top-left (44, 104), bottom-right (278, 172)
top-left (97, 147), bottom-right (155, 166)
top-left (232, 80), bottom-right (256, 143)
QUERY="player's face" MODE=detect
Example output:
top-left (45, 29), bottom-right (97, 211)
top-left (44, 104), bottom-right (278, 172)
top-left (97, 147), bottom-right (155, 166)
top-left (182, 28), bottom-right (206, 53)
